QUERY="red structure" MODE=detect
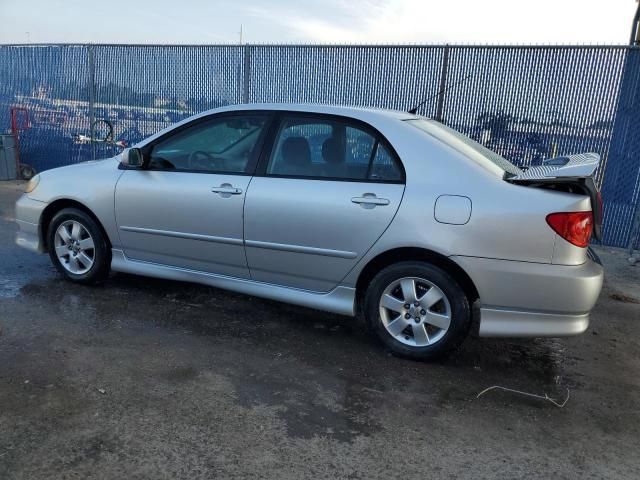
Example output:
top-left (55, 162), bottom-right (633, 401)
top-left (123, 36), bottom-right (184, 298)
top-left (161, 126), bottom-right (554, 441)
top-left (10, 107), bottom-right (30, 177)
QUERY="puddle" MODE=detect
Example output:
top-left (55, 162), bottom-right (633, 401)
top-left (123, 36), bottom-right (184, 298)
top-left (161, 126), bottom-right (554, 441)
top-left (0, 276), bottom-right (25, 298)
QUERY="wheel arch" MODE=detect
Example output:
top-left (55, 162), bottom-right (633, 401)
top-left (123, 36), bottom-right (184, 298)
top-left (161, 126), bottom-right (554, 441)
top-left (40, 199), bottom-right (112, 251)
top-left (355, 247), bottom-right (479, 314)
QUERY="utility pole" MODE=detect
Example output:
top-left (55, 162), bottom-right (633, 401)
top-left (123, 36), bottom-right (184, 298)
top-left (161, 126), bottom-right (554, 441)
top-left (631, 0), bottom-right (640, 45)
top-left (624, 1), bottom-right (640, 261)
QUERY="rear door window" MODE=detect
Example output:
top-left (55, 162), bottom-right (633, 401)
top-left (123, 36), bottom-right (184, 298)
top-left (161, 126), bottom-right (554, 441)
top-left (265, 115), bottom-right (403, 182)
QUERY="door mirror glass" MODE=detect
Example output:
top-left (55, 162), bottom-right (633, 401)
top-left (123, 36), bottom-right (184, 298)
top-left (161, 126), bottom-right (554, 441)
top-left (120, 148), bottom-right (144, 168)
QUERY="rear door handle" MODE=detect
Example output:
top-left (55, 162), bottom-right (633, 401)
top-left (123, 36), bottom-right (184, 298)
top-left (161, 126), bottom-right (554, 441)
top-left (211, 183), bottom-right (242, 197)
top-left (351, 193), bottom-right (390, 208)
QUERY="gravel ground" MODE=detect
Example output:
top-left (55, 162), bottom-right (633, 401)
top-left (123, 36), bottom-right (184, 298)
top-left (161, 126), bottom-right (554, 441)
top-left (1, 181), bottom-right (639, 479)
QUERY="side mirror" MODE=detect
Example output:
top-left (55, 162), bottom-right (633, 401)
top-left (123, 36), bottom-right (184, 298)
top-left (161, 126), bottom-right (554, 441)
top-left (120, 148), bottom-right (144, 168)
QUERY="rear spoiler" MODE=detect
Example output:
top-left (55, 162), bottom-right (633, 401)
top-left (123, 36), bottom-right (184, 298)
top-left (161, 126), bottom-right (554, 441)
top-left (507, 152), bottom-right (603, 240)
top-left (510, 152), bottom-right (600, 181)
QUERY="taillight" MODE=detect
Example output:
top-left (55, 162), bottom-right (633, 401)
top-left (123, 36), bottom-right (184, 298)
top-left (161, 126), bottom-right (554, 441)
top-left (546, 212), bottom-right (593, 248)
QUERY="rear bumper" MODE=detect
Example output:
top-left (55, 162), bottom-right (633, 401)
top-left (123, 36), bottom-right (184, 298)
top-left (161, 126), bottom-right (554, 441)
top-left (478, 308), bottom-right (589, 337)
top-left (14, 194), bottom-right (46, 253)
top-left (452, 255), bottom-right (603, 337)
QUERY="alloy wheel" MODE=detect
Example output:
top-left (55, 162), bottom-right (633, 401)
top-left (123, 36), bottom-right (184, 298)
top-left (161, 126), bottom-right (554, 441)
top-left (378, 276), bottom-right (452, 347)
top-left (54, 220), bottom-right (95, 275)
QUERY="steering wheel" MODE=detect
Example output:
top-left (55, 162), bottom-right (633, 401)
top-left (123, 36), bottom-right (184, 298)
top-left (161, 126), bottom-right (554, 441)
top-left (188, 150), bottom-right (222, 170)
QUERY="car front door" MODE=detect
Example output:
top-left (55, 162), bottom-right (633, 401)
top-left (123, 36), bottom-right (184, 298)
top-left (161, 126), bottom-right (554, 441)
top-left (115, 112), bottom-right (270, 278)
top-left (244, 113), bottom-right (405, 292)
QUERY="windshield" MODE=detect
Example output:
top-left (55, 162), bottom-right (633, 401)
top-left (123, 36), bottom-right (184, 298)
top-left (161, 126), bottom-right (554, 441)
top-left (406, 118), bottom-right (522, 177)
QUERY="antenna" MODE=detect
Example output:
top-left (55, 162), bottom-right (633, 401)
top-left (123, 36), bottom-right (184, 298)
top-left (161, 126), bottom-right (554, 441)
top-left (631, 0), bottom-right (640, 45)
top-left (408, 73), bottom-right (474, 116)
top-left (239, 24), bottom-right (243, 45)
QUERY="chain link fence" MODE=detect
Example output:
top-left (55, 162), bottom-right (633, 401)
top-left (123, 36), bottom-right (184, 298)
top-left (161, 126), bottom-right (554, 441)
top-left (0, 44), bottom-right (638, 247)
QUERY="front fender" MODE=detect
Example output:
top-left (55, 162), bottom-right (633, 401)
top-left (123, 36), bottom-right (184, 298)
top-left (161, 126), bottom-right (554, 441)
top-left (27, 158), bottom-right (124, 248)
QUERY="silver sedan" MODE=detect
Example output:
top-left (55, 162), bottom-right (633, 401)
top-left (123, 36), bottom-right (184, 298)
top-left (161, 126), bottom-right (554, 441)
top-left (14, 104), bottom-right (604, 360)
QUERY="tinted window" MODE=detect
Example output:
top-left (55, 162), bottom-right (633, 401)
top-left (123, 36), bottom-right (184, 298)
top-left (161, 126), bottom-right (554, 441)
top-left (406, 118), bottom-right (522, 177)
top-left (266, 116), bottom-right (402, 181)
top-left (369, 143), bottom-right (403, 181)
top-left (148, 115), bottom-right (266, 173)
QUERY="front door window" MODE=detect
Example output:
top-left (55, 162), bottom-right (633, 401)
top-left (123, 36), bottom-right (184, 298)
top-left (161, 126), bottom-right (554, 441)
top-left (148, 115), bottom-right (267, 173)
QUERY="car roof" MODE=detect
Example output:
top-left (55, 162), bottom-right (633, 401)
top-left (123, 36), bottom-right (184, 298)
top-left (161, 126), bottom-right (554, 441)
top-left (136, 103), bottom-right (419, 148)
top-left (204, 103), bottom-right (418, 121)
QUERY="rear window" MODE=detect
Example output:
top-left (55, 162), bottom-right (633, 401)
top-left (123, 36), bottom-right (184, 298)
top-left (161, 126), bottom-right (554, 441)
top-left (406, 118), bottom-right (522, 177)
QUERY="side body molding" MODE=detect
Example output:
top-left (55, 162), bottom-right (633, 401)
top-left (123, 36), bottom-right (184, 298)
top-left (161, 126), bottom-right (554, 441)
top-left (110, 249), bottom-right (356, 316)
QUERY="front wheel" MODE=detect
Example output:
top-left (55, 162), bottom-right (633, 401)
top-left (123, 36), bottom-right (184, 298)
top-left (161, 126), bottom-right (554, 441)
top-left (364, 262), bottom-right (471, 361)
top-left (47, 208), bottom-right (111, 284)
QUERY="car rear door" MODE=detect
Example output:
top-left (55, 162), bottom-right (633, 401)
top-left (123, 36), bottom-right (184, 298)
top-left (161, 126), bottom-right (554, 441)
top-left (243, 113), bottom-right (405, 292)
top-left (115, 112), bottom-right (270, 278)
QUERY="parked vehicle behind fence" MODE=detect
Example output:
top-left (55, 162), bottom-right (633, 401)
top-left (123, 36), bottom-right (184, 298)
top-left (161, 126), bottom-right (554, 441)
top-left (14, 104), bottom-right (604, 360)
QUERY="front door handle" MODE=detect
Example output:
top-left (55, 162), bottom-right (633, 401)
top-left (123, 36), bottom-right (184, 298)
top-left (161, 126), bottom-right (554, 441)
top-left (212, 183), bottom-right (242, 197)
top-left (351, 193), bottom-right (390, 209)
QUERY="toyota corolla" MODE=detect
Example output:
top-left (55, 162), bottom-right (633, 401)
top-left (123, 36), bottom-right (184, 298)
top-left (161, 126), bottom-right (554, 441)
top-left (14, 104), bottom-right (604, 359)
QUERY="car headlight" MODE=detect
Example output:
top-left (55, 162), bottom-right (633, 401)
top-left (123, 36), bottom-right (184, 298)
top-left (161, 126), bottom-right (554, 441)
top-left (25, 174), bottom-right (40, 193)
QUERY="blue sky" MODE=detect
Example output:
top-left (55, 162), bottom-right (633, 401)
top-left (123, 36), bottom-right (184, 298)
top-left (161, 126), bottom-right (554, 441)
top-left (0, 0), bottom-right (637, 44)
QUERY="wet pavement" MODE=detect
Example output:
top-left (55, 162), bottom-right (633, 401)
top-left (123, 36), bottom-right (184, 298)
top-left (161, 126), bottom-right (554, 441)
top-left (1, 181), bottom-right (639, 479)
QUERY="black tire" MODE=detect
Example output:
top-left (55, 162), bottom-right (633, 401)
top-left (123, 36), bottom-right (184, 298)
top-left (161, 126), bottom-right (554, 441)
top-left (364, 261), bottom-right (471, 361)
top-left (20, 164), bottom-right (36, 180)
top-left (47, 208), bottom-right (111, 285)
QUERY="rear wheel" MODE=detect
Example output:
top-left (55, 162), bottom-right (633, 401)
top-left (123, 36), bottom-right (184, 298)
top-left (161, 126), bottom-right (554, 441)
top-left (364, 262), bottom-right (470, 360)
top-left (47, 208), bottom-right (110, 284)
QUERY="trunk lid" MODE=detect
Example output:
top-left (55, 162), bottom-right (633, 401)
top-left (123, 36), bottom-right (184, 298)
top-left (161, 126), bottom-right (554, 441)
top-left (506, 152), bottom-right (603, 240)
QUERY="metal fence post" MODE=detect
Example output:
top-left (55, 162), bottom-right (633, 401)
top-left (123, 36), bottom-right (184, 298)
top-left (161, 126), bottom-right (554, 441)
top-left (435, 45), bottom-right (450, 122)
top-left (601, 47), bottom-right (640, 249)
top-left (242, 44), bottom-right (251, 104)
top-left (87, 44), bottom-right (96, 160)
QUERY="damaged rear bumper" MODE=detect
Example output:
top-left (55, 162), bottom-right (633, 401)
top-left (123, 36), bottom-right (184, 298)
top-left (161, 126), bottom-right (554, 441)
top-left (452, 255), bottom-right (603, 337)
